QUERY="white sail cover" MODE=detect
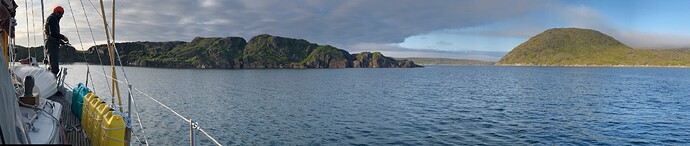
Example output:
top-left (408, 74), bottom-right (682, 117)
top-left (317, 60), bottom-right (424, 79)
top-left (1, 55), bottom-right (29, 144)
top-left (11, 65), bottom-right (57, 98)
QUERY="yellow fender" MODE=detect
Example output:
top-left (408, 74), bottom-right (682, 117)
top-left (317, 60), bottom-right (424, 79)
top-left (103, 113), bottom-right (127, 146)
top-left (98, 109), bottom-right (114, 146)
top-left (80, 93), bottom-right (95, 132)
top-left (91, 102), bottom-right (107, 141)
top-left (86, 97), bottom-right (103, 140)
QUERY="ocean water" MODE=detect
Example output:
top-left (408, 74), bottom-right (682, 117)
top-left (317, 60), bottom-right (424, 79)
top-left (61, 65), bottom-right (690, 145)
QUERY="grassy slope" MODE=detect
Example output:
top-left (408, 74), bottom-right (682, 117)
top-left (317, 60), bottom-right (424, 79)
top-left (243, 34), bottom-right (318, 64)
top-left (497, 28), bottom-right (690, 66)
top-left (299, 45), bottom-right (348, 64)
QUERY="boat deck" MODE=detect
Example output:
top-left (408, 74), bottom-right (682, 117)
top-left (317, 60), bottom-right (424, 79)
top-left (48, 89), bottom-right (91, 146)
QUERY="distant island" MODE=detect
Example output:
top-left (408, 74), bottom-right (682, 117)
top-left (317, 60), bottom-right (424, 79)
top-left (496, 28), bottom-right (690, 67)
top-left (15, 34), bottom-right (421, 69)
top-left (398, 58), bottom-right (494, 66)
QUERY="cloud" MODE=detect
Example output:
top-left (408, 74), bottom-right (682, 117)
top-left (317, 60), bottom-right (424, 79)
top-left (11, 0), bottom-right (689, 57)
top-left (12, 0), bottom-right (551, 51)
top-left (614, 31), bottom-right (690, 49)
top-left (404, 3), bottom-right (690, 52)
top-left (560, 5), bottom-right (616, 33)
top-left (558, 5), bottom-right (690, 49)
top-left (436, 41), bottom-right (452, 46)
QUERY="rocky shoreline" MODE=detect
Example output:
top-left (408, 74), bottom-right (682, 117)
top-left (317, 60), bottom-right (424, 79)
top-left (15, 34), bottom-right (422, 69)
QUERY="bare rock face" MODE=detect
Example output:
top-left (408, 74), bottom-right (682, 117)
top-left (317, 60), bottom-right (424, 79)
top-left (352, 52), bottom-right (421, 68)
top-left (397, 60), bottom-right (421, 68)
top-left (198, 37), bottom-right (247, 69)
top-left (302, 45), bottom-right (352, 68)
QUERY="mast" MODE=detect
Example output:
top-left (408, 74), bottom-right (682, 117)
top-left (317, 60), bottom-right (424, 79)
top-left (98, 0), bottom-right (122, 110)
top-left (110, 1), bottom-right (131, 144)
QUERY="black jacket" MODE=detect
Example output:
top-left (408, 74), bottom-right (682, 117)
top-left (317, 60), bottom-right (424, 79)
top-left (45, 13), bottom-right (66, 41)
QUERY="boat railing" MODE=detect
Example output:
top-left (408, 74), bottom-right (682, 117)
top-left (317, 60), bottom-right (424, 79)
top-left (45, 0), bottom-right (224, 144)
top-left (63, 70), bottom-right (223, 146)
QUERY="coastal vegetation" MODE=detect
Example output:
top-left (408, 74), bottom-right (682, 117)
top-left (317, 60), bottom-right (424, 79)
top-left (14, 34), bottom-right (421, 69)
top-left (496, 28), bottom-right (690, 67)
top-left (16, 28), bottom-right (690, 69)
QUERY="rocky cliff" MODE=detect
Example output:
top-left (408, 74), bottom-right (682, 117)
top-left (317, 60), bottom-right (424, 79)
top-left (242, 34), bottom-right (319, 68)
top-left (14, 34), bottom-right (421, 69)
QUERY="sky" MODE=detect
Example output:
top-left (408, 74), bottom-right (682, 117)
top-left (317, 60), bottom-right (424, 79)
top-left (11, 0), bottom-right (690, 61)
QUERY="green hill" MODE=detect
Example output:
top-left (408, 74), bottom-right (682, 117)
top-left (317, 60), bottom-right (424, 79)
top-left (496, 28), bottom-right (690, 66)
top-left (13, 34), bottom-right (421, 69)
top-left (242, 34), bottom-right (319, 68)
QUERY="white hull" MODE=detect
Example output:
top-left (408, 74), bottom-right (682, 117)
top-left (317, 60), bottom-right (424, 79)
top-left (12, 65), bottom-right (58, 98)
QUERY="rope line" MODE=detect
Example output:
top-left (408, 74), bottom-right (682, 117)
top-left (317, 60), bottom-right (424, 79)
top-left (132, 134), bottom-right (143, 145)
top-left (102, 134), bottom-right (128, 143)
top-left (198, 128), bottom-right (223, 146)
top-left (66, 0), bottom-right (96, 93)
top-left (61, 1), bottom-right (223, 144)
top-left (86, 0), bottom-right (104, 19)
top-left (130, 90), bottom-right (150, 146)
top-left (106, 18), bottom-right (135, 121)
top-left (30, 0), bottom-right (36, 50)
top-left (85, 72), bottom-right (222, 145)
top-left (23, 0), bottom-right (30, 49)
top-left (96, 0), bottom-right (120, 110)
top-left (131, 88), bottom-right (190, 123)
top-left (79, 0), bottom-right (113, 98)
top-left (87, 69), bottom-right (97, 93)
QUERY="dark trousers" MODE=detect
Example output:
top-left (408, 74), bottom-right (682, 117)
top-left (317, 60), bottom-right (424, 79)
top-left (46, 39), bottom-right (60, 75)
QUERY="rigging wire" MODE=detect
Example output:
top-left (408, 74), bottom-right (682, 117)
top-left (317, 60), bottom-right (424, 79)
top-left (96, 0), bottom-right (120, 109)
top-left (86, 0), bottom-right (103, 18)
top-left (84, 0), bottom-right (131, 97)
top-left (77, 1), bottom-right (150, 143)
top-left (129, 90), bottom-right (150, 146)
top-left (23, 0), bottom-right (30, 54)
top-left (89, 71), bottom-right (222, 145)
top-left (67, 1), bottom-right (222, 145)
top-left (104, 0), bottom-right (134, 110)
top-left (84, 0), bottom-right (129, 87)
top-left (79, 0), bottom-right (112, 98)
top-left (91, 0), bottom-right (142, 141)
top-left (65, 0), bottom-right (94, 91)
top-left (30, 0), bottom-right (37, 55)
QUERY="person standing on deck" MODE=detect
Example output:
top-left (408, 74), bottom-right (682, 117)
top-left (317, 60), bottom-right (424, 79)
top-left (44, 6), bottom-right (68, 75)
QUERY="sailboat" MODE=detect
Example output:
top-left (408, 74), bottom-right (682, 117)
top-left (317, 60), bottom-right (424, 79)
top-left (1, 0), bottom-right (71, 143)
top-left (2, 0), bottom-right (223, 145)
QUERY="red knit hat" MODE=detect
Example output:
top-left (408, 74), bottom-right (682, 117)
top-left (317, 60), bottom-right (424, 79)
top-left (53, 6), bottom-right (64, 13)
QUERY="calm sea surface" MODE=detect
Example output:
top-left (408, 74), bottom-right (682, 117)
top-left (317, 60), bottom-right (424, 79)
top-left (61, 65), bottom-right (690, 145)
